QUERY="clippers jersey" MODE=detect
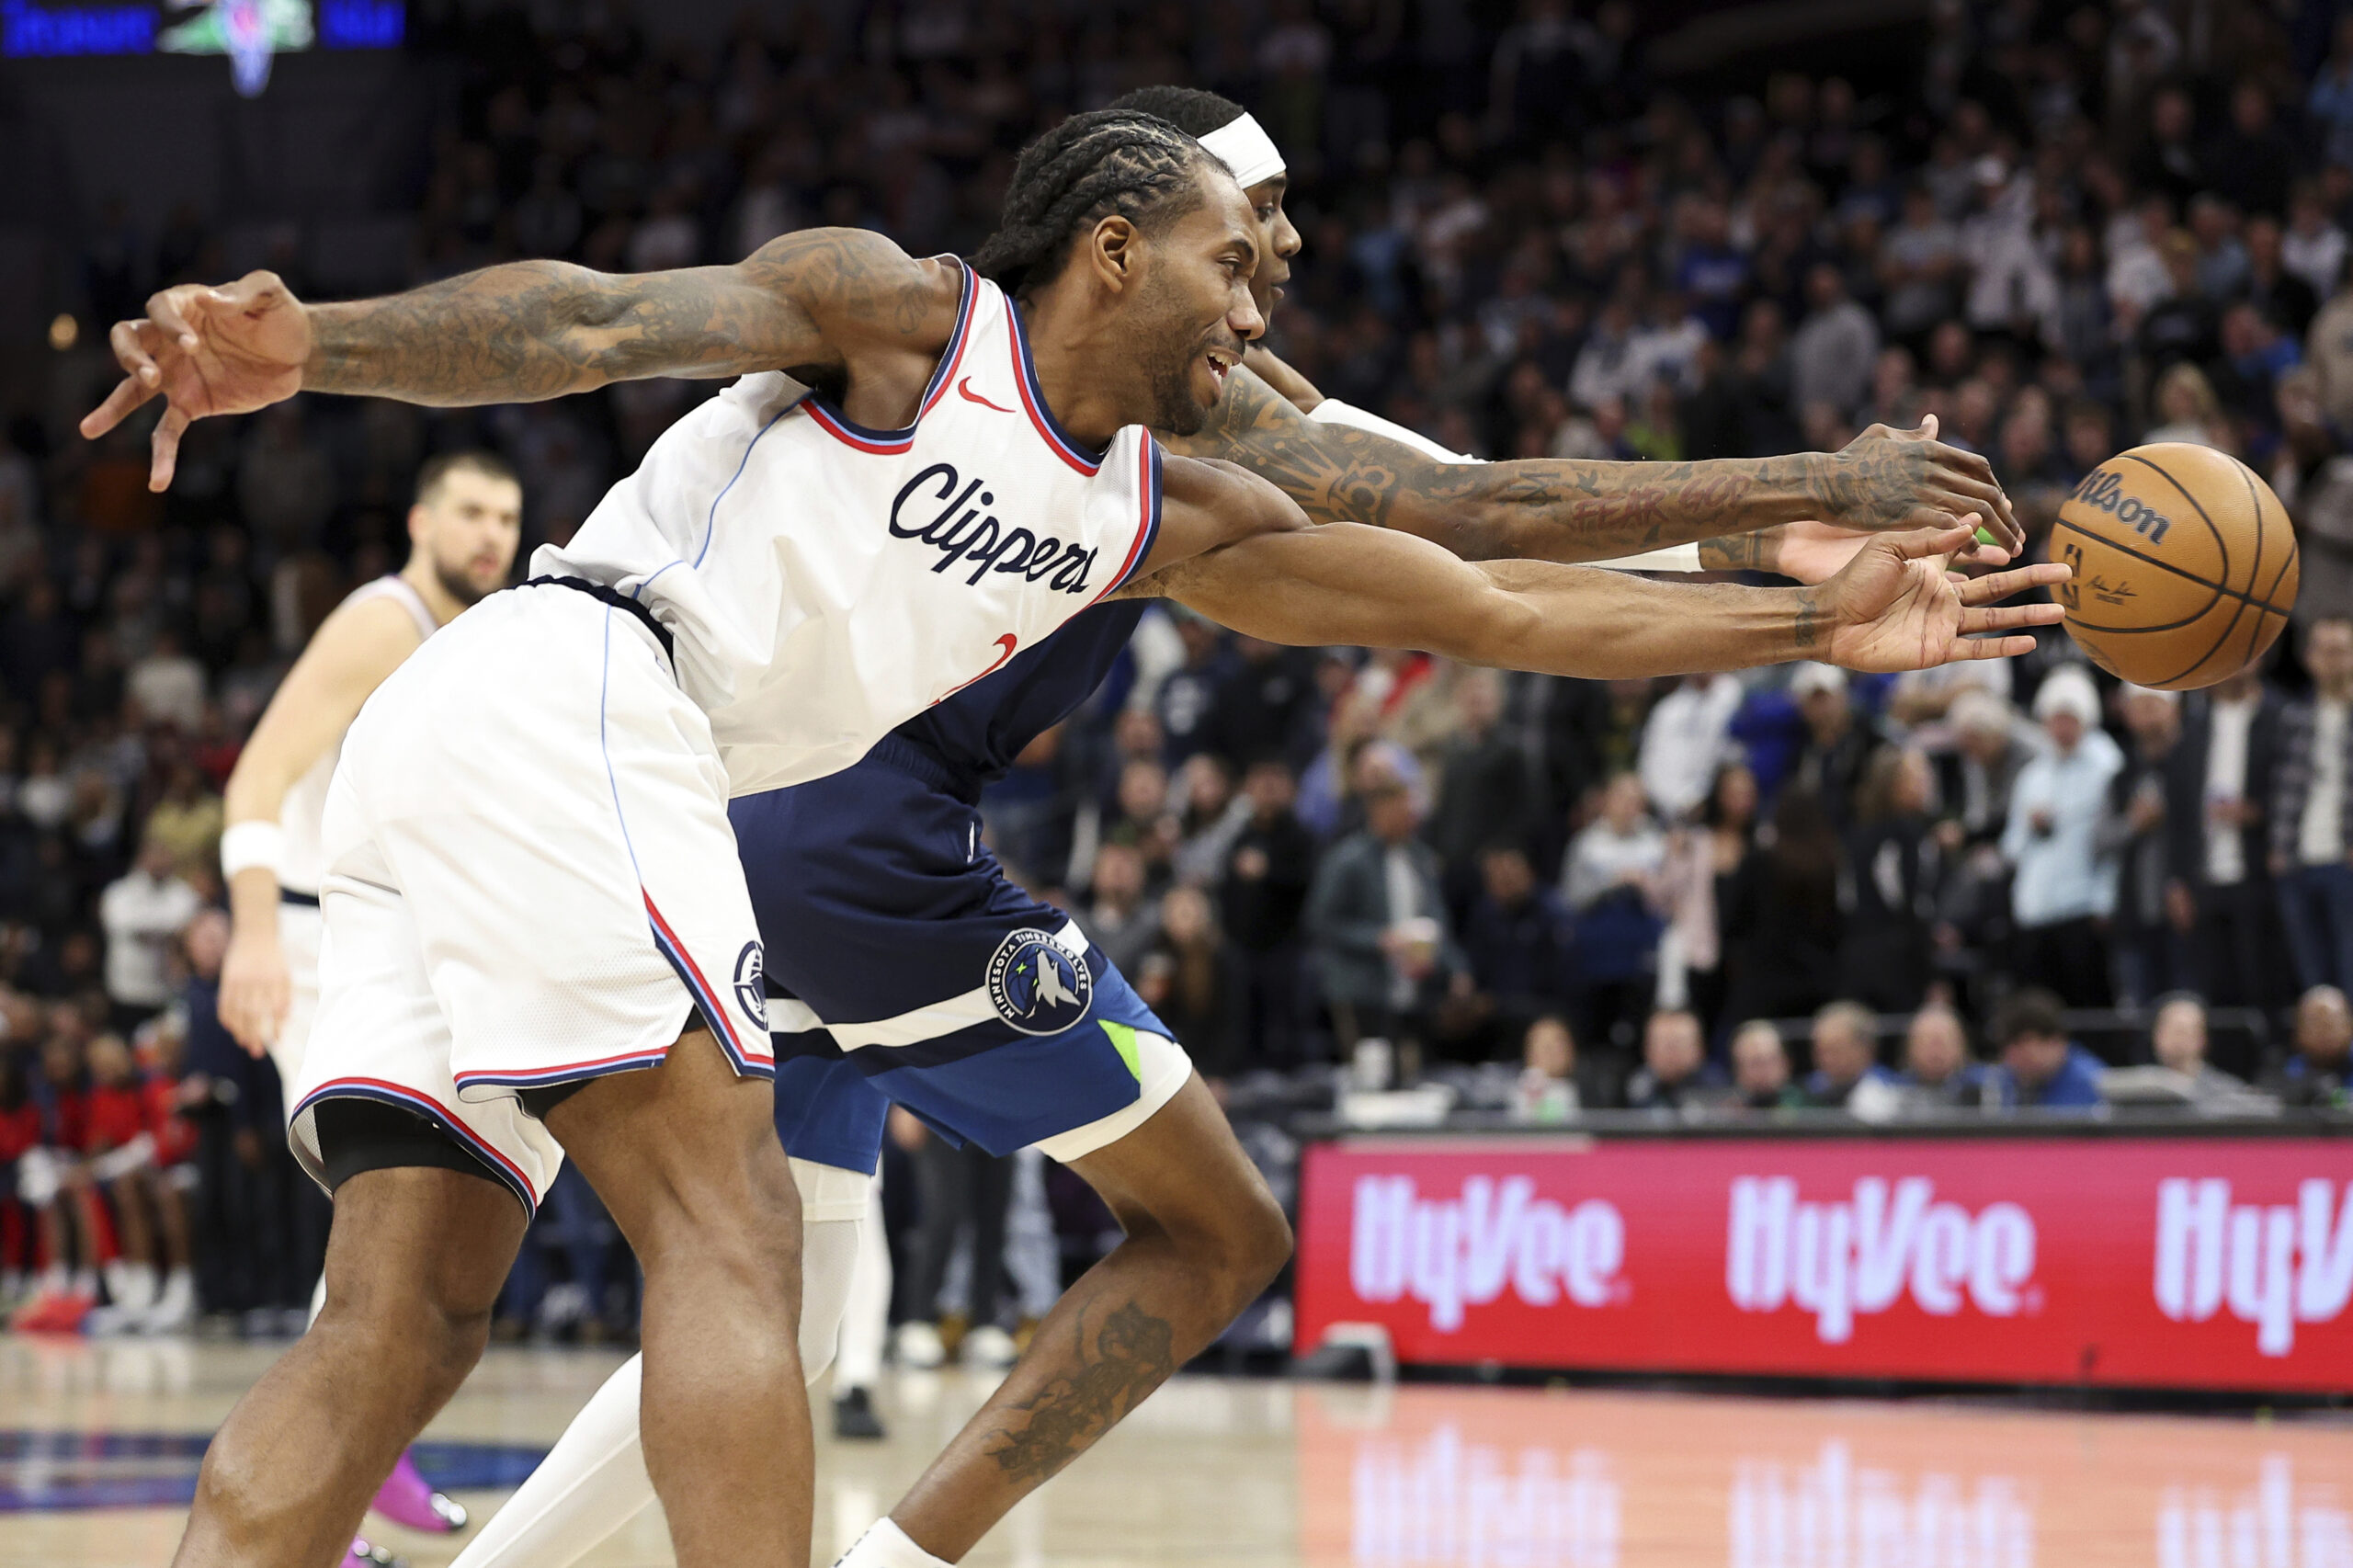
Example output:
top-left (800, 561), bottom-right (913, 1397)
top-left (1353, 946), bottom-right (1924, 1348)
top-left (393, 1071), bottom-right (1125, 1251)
top-left (535, 261), bottom-right (1166, 797)
top-left (278, 574), bottom-right (438, 897)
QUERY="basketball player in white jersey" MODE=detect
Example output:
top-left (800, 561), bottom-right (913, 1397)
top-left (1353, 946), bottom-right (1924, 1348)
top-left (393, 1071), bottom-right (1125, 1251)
top-left (420, 92), bottom-right (2037, 1568)
top-left (214, 449), bottom-right (519, 1562)
top-left (88, 112), bottom-right (2059, 1568)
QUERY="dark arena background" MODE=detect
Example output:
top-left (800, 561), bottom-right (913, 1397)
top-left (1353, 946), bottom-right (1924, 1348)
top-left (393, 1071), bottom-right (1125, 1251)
top-left (2, 1), bottom-right (2352, 1565)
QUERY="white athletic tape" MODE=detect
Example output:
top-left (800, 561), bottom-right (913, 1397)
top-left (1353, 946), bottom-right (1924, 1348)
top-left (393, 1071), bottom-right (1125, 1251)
top-left (1199, 113), bottom-right (1285, 189)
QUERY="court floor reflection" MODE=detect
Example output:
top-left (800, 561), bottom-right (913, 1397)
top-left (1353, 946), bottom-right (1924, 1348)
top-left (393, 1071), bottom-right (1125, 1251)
top-left (1301, 1382), bottom-right (2353, 1568)
top-left (1, 1339), bottom-right (2347, 1567)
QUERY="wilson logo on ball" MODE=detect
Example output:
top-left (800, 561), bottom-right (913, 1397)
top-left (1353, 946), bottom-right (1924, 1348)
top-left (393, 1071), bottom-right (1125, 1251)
top-left (2069, 468), bottom-right (2172, 545)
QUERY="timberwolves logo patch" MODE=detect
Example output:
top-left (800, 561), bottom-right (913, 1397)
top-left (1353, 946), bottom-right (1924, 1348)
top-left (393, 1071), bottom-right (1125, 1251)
top-left (733, 942), bottom-right (767, 1028)
top-left (986, 928), bottom-right (1092, 1035)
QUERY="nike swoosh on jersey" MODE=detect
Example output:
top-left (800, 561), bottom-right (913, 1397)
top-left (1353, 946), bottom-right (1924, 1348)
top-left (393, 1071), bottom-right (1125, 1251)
top-left (957, 378), bottom-right (1015, 414)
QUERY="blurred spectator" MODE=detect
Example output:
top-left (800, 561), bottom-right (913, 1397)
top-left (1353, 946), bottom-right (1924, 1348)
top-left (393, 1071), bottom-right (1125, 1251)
top-left (1838, 747), bottom-right (1943, 1012)
top-left (1222, 758), bottom-right (1316, 1068)
top-left (97, 836), bottom-right (200, 1029)
top-left (1729, 1018), bottom-right (1802, 1111)
top-left (1622, 1007), bottom-right (1725, 1112)
top-left (1900, 1004), bottom-right (1990, 1107)
top-left (2264, 985), bottom-right (2353, 1108)
top-left (2271, 616), bottom-right (2353, 992)
top-left (2105, 685), bottom-right (2196, 1006)
top-left (1657, 760), bottom-right (1757, 1028)
top-left (1787, 663), bottom-right (1887, 827)
top-left (128, 630), bottom-right (206, 733)
top-left (1137, 887), bottom-right (1232, 1079)
top-left (1560, 771), bottom-right (1665, 1052)
top-left (1802, 999), bottom-right (1901, 1112)
top-left (1719, 786), bottom-right (1845, 1030)
top-left (1790, 262), bottom-right (1879, 420)
top-left (1306, 777), bottom-right (1463, 1062)
top-left (1987, 987), bottom-right (2109, 1110)
top-left (1509, 1014), bottom-right (1609, 1124)
top-left (894, 1111), bottom-right (1017, 1373)
top-left (2143, 361), bottom-right (2232, 449)
top-left (1085, 842), bottom-right (1160, 981)
top-left (1424, 668), bottom-right (1539, 881)
top-left (2146, 993), bottom-right (2250, 1099)
top-left (1455, 844), bottom-right (1574, 1054)
top-left (1169, 754), bottom-right (1247, 890)
top-left (1636, 674), bottom-right (1740, 824)
top-left (2004, 666), bottom-right (2121, 1006)
top-left (2178, 669), bottom-right (2289, 1007)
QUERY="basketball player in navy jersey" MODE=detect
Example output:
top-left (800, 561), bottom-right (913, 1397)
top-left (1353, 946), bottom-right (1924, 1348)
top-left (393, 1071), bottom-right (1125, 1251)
top-left (91, 112), bottom-right (2055, 1568)
top-left (422, 96), bottom-right (2037, 1568)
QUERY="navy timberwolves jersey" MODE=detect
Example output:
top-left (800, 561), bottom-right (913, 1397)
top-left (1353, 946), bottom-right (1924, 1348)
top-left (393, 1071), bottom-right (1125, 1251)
top-left (888, 600), bottom-right (1148, 792)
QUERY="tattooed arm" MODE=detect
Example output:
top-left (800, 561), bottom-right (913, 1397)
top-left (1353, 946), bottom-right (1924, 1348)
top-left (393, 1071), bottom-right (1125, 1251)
top-left (1171, 364), bottom-right (2020, 565)
top-left (1119, 461), bottom-right (2066, 679)
top-left (82, 229), bottom-right (961, 488)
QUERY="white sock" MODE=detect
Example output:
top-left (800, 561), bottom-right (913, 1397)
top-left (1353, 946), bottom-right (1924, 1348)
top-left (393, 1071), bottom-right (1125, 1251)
top-left (838, 1518), bottom-right (954, 1568)
top-left (449, 1215), bottom-right (865, 1568)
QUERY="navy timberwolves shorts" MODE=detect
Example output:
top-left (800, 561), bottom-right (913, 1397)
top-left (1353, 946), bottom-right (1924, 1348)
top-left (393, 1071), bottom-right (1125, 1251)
top-left (737, 741), bottom-right (1192, 1175)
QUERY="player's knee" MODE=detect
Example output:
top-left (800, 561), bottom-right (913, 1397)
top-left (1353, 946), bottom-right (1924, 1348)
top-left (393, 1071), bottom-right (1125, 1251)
top-left (1225, 1183), bottom-right (1294, 1301)
top-left (317, 1272), bottom-right (494, 1398)
top-left (639, 1131), bottom-right (801, 1290)
top-left (1162, 1182), bottom-right (1290, 1313)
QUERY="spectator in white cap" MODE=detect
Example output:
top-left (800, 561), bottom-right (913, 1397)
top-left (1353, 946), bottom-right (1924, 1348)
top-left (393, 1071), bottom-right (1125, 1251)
top-left (2105, 683), bottom-right (2197, 1005)
top-left (2002, 665), bottom-right (2124, 1006)
top-left (1788, 661), bottom-right (1890, 829)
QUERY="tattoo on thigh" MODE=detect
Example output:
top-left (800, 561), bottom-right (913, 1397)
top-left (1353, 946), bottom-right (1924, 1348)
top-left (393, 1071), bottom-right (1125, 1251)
top-left (980, 1301), bottom-right (1176, 1484)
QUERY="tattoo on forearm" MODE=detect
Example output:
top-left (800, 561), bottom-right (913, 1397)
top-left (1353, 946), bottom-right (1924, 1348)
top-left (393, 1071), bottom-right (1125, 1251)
top-left (979, 1301), bottom-right (1176, 1485)
top-left (1699, 528), bottom-right (1779, 573)
top-left (305, 229), bottom-right (943, 406)
top-left (1792, 589), bottom-right (1823, 653)
top-left (1170, 371), bottom-right (1814, 561)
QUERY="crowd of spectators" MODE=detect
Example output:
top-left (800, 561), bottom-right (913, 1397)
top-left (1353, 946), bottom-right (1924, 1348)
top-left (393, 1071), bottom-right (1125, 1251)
top-left (12, 0), bottom-right (2353, 1339)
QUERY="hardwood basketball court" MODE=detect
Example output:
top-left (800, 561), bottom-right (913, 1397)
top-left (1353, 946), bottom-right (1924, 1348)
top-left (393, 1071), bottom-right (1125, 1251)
top-left (3, 1338), bottom-right (2347, 1566)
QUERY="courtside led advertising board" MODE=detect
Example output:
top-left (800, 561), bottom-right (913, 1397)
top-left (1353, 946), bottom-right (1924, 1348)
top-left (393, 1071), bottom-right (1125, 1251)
top-left (1296, 1137), bottom-right (2353, 1392)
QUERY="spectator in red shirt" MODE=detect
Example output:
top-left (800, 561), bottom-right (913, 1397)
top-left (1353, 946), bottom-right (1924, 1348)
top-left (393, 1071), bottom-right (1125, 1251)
top-left (9, 1029), bottom-right (97, 1332)
top-left (0, 1052), bottom-right (42, 1305)
top-left (74, 1031), bottom-right (197, 1334)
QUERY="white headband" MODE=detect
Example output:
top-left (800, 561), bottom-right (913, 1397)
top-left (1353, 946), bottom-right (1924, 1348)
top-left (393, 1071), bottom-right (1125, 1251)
top-left (1199, 113), bottom-right (1286, 190)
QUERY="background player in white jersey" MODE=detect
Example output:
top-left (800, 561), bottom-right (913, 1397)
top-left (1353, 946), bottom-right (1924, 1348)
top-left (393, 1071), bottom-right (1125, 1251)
top-left (434, 91), bottom-right (2033, 1568)
top-left (89, 112), bottom-right (2058, 1568)
top-left (214, 449), bottom-right (520, 1562)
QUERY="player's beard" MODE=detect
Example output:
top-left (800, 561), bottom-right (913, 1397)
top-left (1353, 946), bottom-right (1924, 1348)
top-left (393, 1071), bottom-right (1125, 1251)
top-left (1132, 277), bottom-right (1216, 437)
top-left (433, 555), bottom-right (502, 607)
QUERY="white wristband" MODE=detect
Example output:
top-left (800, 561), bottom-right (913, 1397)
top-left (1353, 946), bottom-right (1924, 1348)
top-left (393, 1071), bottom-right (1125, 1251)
top-left (221, 820), bottom-right (285, 881)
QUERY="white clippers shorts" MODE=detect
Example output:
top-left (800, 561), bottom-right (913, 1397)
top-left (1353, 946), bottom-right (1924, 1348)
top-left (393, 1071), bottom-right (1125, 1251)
top-left (267, 898), bottom-right (323, 1107)
top-left (288, 583), bottom-right (773, 1213)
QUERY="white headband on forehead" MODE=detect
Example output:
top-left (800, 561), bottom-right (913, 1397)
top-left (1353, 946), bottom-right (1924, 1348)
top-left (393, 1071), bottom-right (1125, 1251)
top-left (1199, 112), bottom-right (1286, 190)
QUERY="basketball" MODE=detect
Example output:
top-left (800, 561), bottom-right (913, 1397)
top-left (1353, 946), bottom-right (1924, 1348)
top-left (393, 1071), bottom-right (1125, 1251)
top-left (2052, 442), bottom-right (2300, 691)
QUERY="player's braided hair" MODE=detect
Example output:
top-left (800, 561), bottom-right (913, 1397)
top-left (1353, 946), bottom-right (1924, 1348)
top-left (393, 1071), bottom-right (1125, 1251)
top-left (973, 110), bottom-right (1217, 298)
top-left (1105, 85), bottom-right (1248, 141)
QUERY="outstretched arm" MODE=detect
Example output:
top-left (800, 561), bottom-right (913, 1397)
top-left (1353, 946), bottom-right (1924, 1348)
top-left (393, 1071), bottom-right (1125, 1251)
top-left (1120, 496), bottom-right (2067, 682)
top-left (1170, 363), bottom-right (2019, 565)
top-left (82, 228), bottom-right (961, 487)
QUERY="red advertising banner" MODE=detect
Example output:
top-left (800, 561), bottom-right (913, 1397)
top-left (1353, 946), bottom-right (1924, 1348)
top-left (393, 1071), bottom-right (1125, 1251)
top-left (1293, 1135), bottom-right (2353, 1392)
